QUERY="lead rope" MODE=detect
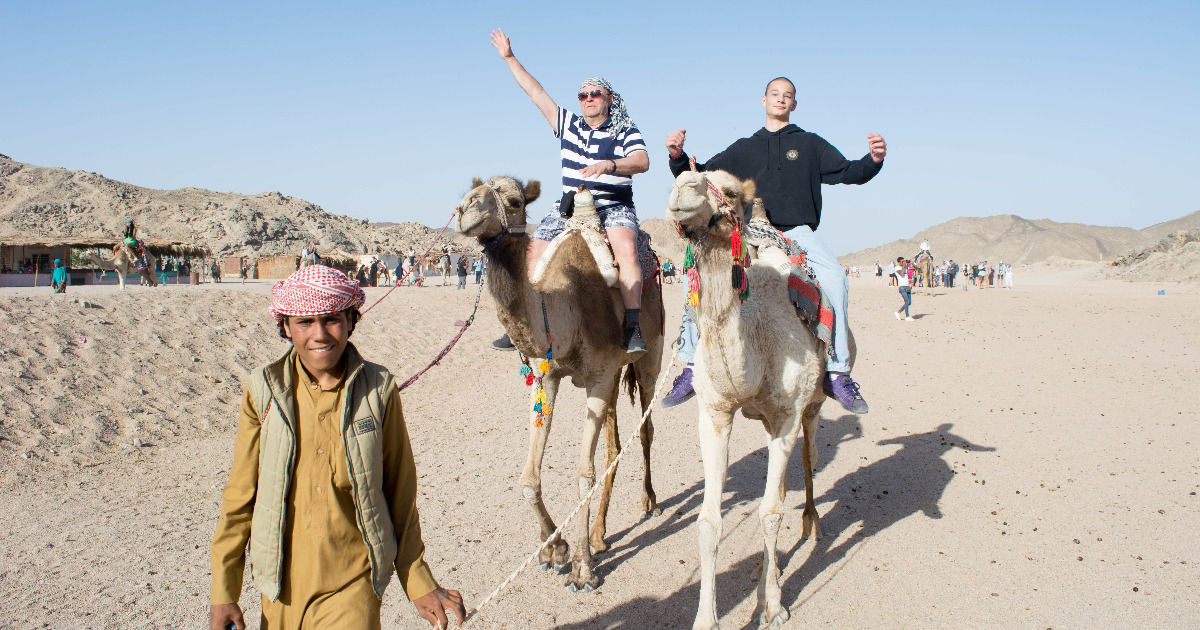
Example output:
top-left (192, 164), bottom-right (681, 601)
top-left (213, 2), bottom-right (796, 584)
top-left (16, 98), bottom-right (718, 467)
top-left (461, 346), bottom-right (679, 626)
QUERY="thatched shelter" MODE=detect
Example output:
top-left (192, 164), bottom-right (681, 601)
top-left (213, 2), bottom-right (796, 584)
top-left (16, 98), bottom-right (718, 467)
top-left (0, 235), bottom-right (209, 287)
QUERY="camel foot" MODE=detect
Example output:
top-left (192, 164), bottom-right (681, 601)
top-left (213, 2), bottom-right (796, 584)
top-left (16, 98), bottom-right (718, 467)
top-left (642, 506), bottom-right (662, 519)
top-left (757, 608), bottom-right (789, 629)
top-left (801, 508), bottom-right (821, 540)
top-left (566, 578), bottom-right (599, 593)
top-left (540, 561), bottom-right (568, 574)
top-left (588, 527), bottom-right (609, 554)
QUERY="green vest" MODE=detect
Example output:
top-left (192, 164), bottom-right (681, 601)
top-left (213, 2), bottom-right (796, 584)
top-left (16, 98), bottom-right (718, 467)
top-left (246, 343), bottom-right (399, 601)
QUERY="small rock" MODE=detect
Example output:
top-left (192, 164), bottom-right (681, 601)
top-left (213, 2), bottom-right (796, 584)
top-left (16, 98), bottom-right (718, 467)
top-left (192, 357), bottom-right (200, 363)
top-left (82, 300), bottom-right (91, 308)
top-left (138, 388), bottom-right (146, 395)
top-left (133, 437), bottom-right (144, 448)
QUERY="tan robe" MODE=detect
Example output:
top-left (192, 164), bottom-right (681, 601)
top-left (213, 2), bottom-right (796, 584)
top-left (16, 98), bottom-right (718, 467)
top-left (211, 355), bottom-right (438, 629)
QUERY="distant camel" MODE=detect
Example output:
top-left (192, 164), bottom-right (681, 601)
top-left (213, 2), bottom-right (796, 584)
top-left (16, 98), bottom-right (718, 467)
top-left (82, 249), bottom-right (158, 289)
top-left (436, 253), bottom-right (452, 286)
top-left (915, 251), bottom-right (935, 296)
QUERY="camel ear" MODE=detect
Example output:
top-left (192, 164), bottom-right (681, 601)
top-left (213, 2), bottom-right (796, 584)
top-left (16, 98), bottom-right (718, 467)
top-left (740, 178), bottom-right (757, 207)
top-left (523, 180), bottom-right (541, 204)
top-left (472, 177), bottom-right (484, 189)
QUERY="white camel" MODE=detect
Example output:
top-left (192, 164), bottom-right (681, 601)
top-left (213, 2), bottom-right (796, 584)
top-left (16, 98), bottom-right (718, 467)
top-left (668, 170), bottom-right (840, 630)
top-left (82, 248), bottom-right (158, 290)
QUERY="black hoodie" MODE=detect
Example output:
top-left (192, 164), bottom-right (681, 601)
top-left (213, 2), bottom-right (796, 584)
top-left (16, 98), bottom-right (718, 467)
top-left (669, 124), bottom-right (882, 232)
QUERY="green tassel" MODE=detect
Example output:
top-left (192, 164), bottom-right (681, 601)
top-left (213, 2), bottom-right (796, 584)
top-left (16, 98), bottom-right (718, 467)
top-left (684, 241), bottom-right (695, 269)
top-left (519, 365), bottom-right (532, 377)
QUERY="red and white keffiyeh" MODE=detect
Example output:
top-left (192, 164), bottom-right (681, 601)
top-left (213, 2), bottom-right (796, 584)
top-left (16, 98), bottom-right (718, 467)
top-left (270, 265), bottom-right (365, 325)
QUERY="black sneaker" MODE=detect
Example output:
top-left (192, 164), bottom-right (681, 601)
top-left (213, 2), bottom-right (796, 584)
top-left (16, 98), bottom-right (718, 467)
top-left (491, 334), bottom-right (516, 351)
top-left (624, 325), bottom-right (647, 355)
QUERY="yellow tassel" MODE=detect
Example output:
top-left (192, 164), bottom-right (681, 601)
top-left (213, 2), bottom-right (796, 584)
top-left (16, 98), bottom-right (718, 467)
top-left (539, 359), bottom-right (550, 373)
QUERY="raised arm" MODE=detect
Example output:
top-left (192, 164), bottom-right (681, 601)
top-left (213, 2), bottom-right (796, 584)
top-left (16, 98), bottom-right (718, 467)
top-left (491, 29), bottom-right (558, 132)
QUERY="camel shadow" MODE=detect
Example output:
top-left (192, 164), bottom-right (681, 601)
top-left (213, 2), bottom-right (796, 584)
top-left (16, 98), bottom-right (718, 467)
top-left (778, 422), bottom-right (995, 609)
top-left (591, 414), bottom-right (864, 585)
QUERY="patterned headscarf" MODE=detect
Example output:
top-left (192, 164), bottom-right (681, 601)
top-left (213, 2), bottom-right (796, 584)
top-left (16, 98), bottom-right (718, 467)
top-left (579, 77), bottom-right (635, 137)
top-left (270, 264), bottom-right (365, 325)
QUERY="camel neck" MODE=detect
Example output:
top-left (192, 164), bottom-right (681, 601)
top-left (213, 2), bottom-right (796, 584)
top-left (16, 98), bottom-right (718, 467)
top-left (692, 233), bottom-right (742, 324)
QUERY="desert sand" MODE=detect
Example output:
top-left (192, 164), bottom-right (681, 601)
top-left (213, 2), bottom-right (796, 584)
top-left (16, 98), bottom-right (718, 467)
top-left (1, 271), bottom-right (1197, 629)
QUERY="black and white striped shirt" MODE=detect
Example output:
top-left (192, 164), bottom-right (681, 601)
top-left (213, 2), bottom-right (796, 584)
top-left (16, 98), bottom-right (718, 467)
top-left (555, 106), bottom-right (647, 210)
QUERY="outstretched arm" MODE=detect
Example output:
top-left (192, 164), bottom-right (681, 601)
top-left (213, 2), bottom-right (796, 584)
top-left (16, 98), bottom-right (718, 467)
top-left (491, 29), bottom-right (558, 132)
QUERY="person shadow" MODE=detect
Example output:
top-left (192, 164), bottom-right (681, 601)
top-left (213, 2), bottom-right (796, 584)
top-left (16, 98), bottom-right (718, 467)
top-left (778, 422), bottom-right (995, 609)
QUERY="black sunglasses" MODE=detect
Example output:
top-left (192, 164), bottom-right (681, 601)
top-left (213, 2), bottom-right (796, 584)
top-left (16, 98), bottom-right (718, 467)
top-left (577, 89), bottom-right (606, 101)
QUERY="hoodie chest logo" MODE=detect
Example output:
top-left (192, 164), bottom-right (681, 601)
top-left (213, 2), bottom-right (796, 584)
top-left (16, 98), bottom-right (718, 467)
top-left (786, 149), bottom-right (799, 161)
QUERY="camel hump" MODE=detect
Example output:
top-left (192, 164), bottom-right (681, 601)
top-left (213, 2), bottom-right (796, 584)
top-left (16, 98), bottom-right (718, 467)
top-left (531, 226), bottom-right (619, 293)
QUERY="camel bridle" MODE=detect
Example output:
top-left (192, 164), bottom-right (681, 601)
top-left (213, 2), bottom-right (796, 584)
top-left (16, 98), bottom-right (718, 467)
top-left (671, 157), bottom-right (751, 303)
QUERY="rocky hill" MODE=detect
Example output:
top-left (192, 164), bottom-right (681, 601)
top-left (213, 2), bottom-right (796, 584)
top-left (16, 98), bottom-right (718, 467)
top-left (837, 213), bottom-right (1194, 268)
top-left (1106, 229), bottom-right (1200, 283)
top-left (0, 154), bottom-right (475, 259)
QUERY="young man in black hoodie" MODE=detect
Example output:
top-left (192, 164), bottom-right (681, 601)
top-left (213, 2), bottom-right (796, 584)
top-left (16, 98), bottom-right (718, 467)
top-left (660, 77), bottom-right (886, 414)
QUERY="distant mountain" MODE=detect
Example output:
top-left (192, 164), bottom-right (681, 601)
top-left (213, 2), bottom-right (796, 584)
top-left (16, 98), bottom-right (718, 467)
top-left (1139, 210), bottom-right (1200, 242)
top-left (837, 213), bottom-right (1195, 267)
top-left (0, 154), bottom-right (476, 259)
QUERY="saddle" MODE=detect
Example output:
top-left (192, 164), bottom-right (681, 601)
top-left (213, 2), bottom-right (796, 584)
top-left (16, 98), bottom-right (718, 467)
top-left (116, 240), bottom-right (150, 272)
top-left (530, 189), bottom-right (657, 292)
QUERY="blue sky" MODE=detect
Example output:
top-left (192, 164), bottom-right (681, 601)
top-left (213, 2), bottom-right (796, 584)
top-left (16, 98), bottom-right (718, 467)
top-left (3, 1), bottom-right (1197, 254)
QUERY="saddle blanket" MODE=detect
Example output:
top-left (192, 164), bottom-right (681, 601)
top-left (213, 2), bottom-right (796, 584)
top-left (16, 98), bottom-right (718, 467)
top-left (532, 224), bottom-right (659, 291)
top-left (744, 220), bottom-right (835, 359)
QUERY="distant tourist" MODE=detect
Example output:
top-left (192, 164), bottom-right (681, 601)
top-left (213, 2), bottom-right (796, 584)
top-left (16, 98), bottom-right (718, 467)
top-left (894, 257), bottom-right (914, 320)
top-left (456, 255), bottom-right (468, 289)
top-left (51, 259), bottom-right (67, 293)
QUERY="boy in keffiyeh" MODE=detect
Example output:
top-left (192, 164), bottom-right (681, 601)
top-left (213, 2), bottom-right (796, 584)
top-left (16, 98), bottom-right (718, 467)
top-left (209, 265), bottom-right (465, 629)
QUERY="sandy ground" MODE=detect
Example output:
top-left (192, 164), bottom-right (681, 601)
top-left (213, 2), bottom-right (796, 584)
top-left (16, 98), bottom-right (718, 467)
top-left (1, 271), bottom-right (1197, 629)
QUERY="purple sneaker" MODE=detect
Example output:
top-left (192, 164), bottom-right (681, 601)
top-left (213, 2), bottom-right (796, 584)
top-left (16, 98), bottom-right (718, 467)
top-left (661, 367), bottom-right (695, 408)
top-left (823, 373), bottom-right (869, 414)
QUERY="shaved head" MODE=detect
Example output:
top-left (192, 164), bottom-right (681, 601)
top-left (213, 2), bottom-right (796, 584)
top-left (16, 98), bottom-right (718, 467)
top-left (764, 77), bottom-right (796, 96)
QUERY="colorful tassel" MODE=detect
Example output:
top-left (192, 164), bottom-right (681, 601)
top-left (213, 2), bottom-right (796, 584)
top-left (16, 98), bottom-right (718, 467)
top-left (539, 359), bottom-right (550, 372)
top-left (533, 402), bottom-right (542, 413)
top-left (731, 224), bottom-right (742, 259)
top-left (519, 364), bottom-right (532, 377)
top-left (684, 241), bottom-right (695, 269)
top-left (525, 373), bottom-right (536, 386)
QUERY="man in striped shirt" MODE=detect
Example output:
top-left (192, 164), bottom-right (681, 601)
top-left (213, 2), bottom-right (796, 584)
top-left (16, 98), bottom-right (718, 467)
top-left (491, 28), bottom-right (650, 354)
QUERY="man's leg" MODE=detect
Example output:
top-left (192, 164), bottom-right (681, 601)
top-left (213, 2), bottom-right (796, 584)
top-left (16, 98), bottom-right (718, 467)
top-left (662, 304), bottom-right (699, 408)
top-left (605, 216), bottom-right (646, 355)
top-left (787, 226), bottom-right (868, 414)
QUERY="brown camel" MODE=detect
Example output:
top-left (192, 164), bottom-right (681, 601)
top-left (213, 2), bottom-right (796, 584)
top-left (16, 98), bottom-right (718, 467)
top-left (456, 175), bottom-right (663, 592)
top-left (669, 170), bottom-right (837, 630)
top-left (82, 248), bottom-right (158, 289)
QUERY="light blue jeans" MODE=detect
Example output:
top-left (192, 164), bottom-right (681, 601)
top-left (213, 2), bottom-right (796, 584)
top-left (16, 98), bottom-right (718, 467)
top-left (676, 225), bottom-right (851, 372)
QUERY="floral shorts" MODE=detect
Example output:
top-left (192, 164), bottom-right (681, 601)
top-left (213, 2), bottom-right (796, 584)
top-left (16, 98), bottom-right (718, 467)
top-left (531, 203), bottom-right (639, 242)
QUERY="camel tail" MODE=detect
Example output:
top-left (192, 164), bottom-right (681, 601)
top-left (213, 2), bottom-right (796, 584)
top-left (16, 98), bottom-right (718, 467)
top-left (621, 364), bottom-right (639, 408)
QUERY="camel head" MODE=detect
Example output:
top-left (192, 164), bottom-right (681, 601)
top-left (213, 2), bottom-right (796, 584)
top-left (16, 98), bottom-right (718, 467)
top-left (667, 170), bottom-right (756, 240)
top-left (456, 176), bottom-right (541, 240)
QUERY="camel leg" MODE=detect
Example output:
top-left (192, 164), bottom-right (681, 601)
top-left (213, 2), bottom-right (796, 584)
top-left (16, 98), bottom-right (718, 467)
top-left (519, 375), bottom-right (569, 571)
top-left (117, 270), bottom-right (126, 290)
top-left (567, 374), bottom-right (618, 592)
top-left (694, 405), bottom-right (734, 630)
top-left (589, 381), bottom-right (621, 553)
top-left (754, 411), bottom-right (801, 629)
top-left (637, 365), bottom-right (660, 517)
top-left (800, 399), bottom-right (823, 540)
